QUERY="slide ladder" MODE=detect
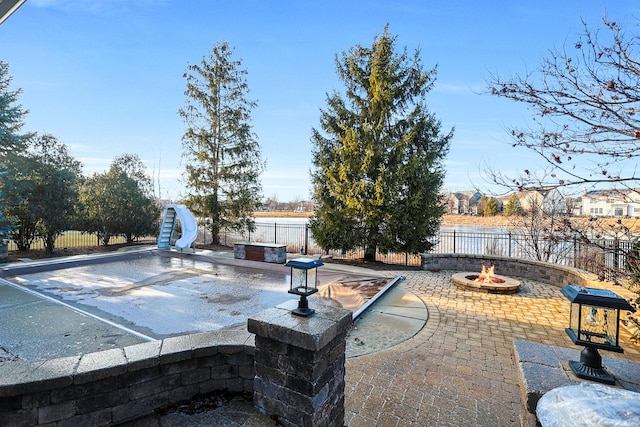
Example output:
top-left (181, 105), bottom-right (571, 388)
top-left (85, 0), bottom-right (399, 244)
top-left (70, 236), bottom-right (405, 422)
top-left (157, 204), bottom-right (198, 251)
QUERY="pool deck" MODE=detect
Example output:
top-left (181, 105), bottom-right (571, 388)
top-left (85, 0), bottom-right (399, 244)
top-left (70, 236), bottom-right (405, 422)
top-left (3, 251), bottom-right (640, 425)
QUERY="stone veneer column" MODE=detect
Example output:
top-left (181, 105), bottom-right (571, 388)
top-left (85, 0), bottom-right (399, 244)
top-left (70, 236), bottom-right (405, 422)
top-left (247, 300), bottom-right (352, 427)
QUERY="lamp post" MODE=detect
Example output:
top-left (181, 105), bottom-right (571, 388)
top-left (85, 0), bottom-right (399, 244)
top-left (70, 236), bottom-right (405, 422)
top-left (561, 285), bottom-right (635, 384)
top-left (285, 258), bottom-right (323, 317)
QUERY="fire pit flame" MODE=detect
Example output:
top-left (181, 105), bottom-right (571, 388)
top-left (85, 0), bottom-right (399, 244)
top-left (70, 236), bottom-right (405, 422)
top-left (476, 264), bottom-right (496, 284)
top-left (451, 263), bottom-right (521, 294)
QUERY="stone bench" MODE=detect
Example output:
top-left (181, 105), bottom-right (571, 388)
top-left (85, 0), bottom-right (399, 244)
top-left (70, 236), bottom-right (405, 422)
top-left (233, 242), bottom-right (287, 264)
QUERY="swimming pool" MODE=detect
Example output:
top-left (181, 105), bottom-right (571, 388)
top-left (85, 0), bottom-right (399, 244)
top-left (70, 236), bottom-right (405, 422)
top-left (0, 248), bottom-right (396, 360)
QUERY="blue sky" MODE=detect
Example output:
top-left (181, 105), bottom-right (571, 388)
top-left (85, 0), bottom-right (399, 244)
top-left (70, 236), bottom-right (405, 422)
top-left (1, 0), bottom-right (636, 202)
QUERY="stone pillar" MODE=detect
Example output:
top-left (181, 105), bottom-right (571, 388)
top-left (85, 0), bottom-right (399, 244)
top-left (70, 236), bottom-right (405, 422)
top-left (248, 300), bottom-right (352, 427)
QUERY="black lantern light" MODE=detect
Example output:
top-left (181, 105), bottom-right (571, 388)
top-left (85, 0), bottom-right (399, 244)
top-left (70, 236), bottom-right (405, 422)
top-left (285, 258), bottom-right (323, 317)
top-left (561, 285), bottom-right (635, 384)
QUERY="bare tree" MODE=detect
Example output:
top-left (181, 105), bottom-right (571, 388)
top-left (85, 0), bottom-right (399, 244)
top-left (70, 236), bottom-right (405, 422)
top-left (508, 197), bottom-right (575, 264)
top-left (486, 16), bottom-right (640, 337)
top-left (487, 17), bottom-right (640, 192)
top-left (487, 16), bottom-right (640, 279)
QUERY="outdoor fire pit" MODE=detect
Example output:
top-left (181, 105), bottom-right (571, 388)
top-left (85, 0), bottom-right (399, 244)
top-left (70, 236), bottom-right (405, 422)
top-left (451, 264), bottom-right (521, 294)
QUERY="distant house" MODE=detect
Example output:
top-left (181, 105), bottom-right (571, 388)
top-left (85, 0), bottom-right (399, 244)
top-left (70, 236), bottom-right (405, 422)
top-left (581, 189), bottom-right (640, 217)
top-left (497, 195), bottom-right (513, 213)
top-left (517, 187), bottom-right (565, 214)
top-left (566, 196), bottom-right (582, 216)
top-left (444, 191), bottom-right (483, 215)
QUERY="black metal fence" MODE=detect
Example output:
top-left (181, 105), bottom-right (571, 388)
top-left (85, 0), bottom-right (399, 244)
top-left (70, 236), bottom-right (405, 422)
top-left (6, 231), bottom-right (157, 252)
top-left (7, 221), bottom-right (635, 281)
top-left (219, 222), bottom-right (637, 279)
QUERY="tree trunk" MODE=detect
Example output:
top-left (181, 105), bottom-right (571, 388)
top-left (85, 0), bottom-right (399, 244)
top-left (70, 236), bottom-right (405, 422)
top-left (363, 246), bottom-right (377, 262)
top-left (44, 234), bottom-right (55, 254)
top-left (210, 223), bottom-right (220, 245)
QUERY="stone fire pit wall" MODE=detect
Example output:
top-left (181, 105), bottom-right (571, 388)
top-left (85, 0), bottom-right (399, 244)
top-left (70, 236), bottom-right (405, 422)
top-left (421, 253), bottom-right (601, 288)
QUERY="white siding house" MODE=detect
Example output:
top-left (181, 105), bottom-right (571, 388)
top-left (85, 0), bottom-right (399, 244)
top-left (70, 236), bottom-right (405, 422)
top-left (581, 189), bottom-right (640, 217)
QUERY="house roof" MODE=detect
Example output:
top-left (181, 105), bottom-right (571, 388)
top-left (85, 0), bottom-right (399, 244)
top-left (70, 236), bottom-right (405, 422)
top-left (0, 0), bottom-right (26, 25)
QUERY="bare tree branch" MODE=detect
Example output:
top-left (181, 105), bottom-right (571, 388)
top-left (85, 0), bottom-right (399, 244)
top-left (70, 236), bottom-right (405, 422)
top-left (487, 17), bottom-right (640, 191)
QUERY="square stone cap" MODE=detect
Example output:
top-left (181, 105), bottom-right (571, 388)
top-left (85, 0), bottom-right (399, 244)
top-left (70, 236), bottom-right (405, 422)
top-left (248, 300), bottom-right (352, 351)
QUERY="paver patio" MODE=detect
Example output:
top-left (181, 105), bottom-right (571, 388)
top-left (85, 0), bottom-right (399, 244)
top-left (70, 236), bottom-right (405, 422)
top-left (344, 270), bottom-right (640, 426)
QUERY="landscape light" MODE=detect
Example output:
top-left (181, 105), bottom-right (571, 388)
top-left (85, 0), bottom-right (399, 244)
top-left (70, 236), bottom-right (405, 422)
top-left (561, 285), bottom-right (635, 384)
top-left (285, 257), bottom-right (323, 317)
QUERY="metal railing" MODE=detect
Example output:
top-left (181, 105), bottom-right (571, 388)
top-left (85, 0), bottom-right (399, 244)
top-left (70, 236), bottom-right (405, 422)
top-left (7, 221), bottom-right (635, 281)
top-left (6, 231), bottom-right (157, 252)
top-left (219, 222), bottom-right (637, 278)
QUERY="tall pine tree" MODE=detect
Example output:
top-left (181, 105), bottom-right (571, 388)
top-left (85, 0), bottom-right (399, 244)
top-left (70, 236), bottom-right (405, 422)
top-left (310, 26), bottom-right (452, 260)
top-left (0, 61), bottom-right (31, 249)
top-left (179, 41), bottom-right (264, 242)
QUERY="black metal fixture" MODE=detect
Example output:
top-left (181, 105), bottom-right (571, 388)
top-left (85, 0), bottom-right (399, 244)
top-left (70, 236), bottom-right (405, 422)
top-left (285, 258), bottom-right (323, 317)
top-left (561, 285), bottom-right (635, 384)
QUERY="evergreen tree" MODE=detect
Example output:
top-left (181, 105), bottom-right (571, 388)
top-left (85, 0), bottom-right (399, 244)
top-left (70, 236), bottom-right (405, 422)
top-left (3, 149), bottom-right (39, 250)
top-left (108, 154), bottom-right (159, 244)
top-left (483, 197), bottom-right (498, 216)
top-left (0, 61), bottom-right (28, 155)
top-left (310, 26), bottom-right (452, 260)
top-left (503, 194), bottom-right (523, 216)
top-left (29, 134), bottom-right (82, 253)
top-left (179, 41), bottom-right (264, 243)
top-left (0, 61), bottom-right (31, 246)
top-left (79, 172), bottom-right (115, 245)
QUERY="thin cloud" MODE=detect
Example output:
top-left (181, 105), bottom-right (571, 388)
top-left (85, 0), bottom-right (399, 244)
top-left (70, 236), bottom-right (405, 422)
top-left (433, 82), bottom-right (483, 95)
top-left (29, 0), bottom-right (167, 12)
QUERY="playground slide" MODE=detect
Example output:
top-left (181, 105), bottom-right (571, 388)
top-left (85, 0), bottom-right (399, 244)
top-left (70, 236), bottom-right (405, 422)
top-left (173, 205), bottom-right (198, 249)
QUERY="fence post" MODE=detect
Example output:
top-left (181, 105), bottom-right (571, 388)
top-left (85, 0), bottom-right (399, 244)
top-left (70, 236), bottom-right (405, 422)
top-left (453, 230), bottom-right (456, 254)
top-left (508, 232), bottom-right (512, 257)
top-left (573, 236), bottom-right (577, 268)
top-left (304, 224), bottom-right (309, 255)
top-left (274, 222), bottom-right (277, 244)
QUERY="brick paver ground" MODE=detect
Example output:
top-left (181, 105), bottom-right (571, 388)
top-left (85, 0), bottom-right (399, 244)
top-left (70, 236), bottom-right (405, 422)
top-left (344, 270), bottom-right (640, 427)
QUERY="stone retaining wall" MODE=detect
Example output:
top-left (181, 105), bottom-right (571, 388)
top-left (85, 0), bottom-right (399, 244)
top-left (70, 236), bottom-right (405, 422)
top-left (0, 330), bottom-right (255, 426)
top-left (421, 253), bottom-right (602, 288)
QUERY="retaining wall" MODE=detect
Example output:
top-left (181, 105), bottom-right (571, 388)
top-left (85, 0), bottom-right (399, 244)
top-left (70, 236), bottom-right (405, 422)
top-left (0, 330), bottom-right (255, 426)
top-left (421, 253), bottom-right (602, 288)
